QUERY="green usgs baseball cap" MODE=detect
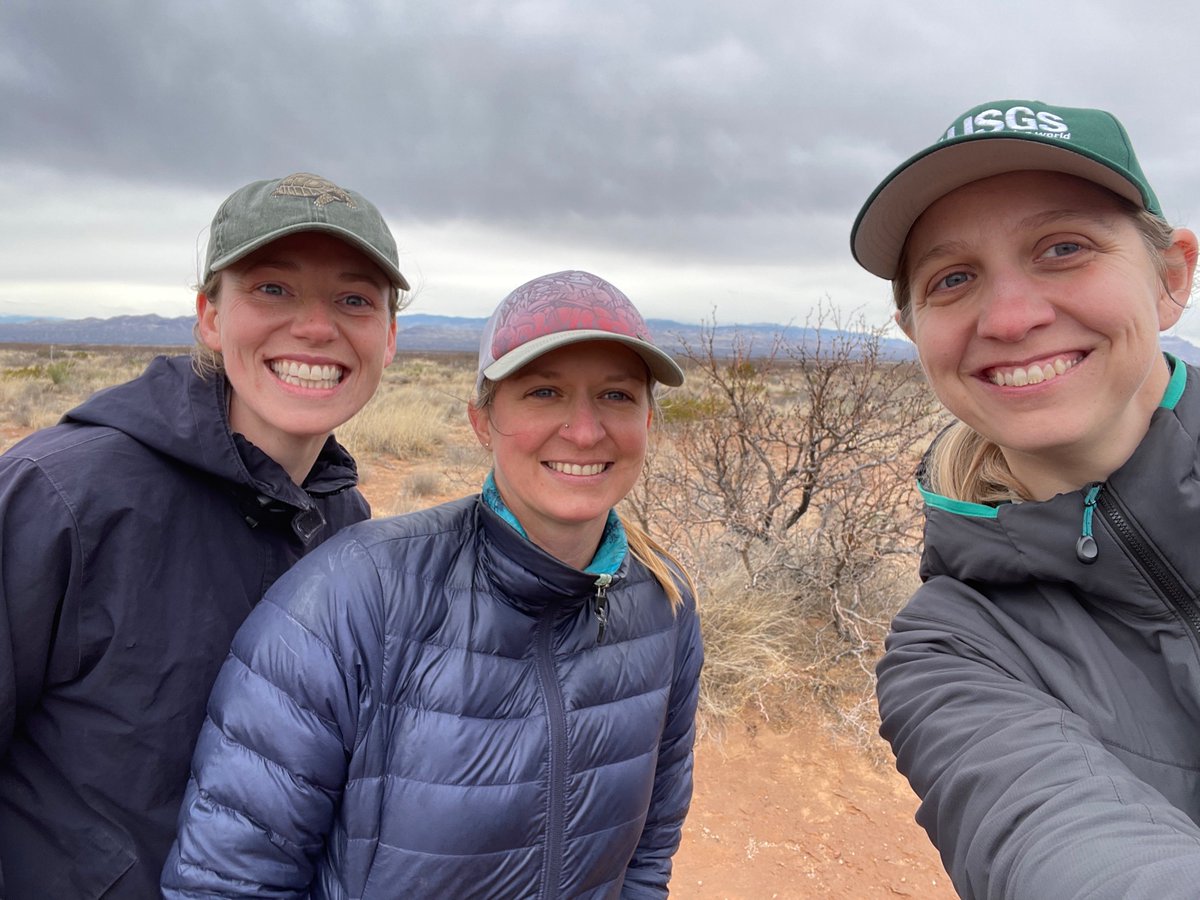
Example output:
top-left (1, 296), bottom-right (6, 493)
top-left (850, 100), bottom-right (1161, 280)
top-left (204, 172), bottom-right (410, 291)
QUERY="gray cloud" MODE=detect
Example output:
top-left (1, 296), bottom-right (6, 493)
top-left (5, 0), bottom-right (1200, 332)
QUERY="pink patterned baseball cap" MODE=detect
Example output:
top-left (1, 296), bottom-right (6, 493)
top-left (475, 270), bottom-right (685, 392)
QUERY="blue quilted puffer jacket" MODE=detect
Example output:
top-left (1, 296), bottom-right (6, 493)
top-left (162, 496), bottom-right (703, 899)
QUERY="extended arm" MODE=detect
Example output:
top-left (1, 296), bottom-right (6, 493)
top-left (878, 580), bottom-right (1200, 900)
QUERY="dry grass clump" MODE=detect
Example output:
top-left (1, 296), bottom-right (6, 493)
top-left (692, 563), bottom-right (799, 732)
top-left (338, 353), bottom-right (475, 459)
top-left (337, 386), bottom-right (452, 458)
top-left (404, 469), bottom-right (444, 498)
top-left (373, 468), bottom-right (454, 517)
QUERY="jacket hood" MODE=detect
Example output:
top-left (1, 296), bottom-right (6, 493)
top-left (917, 361), bottom-right (1200, 611)
top-left (62, 355), bottom-right (359, 507)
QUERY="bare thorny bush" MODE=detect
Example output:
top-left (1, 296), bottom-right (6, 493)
top-left (624, 307), bottom-right (942, 745)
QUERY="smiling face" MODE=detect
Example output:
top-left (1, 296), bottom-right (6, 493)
top-left (197, 231), bottom-right (397, 481)
top-left (469, 340), bottom-right (652, 568)
top-left (900, 170), bottom-right (1196, 498)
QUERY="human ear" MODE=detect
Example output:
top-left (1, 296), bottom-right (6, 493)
top-left (895, 308), bottom-right (916, 342)
top-left (1158, 228), bottom-right (1198, 330)
top-left (383, 316), bottom-right (398, 367)
top-left (467, 401), bottom-right (492, 448)
top-left (196, 292), bottom-right (222, 352)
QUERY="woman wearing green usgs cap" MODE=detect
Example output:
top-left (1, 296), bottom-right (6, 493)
top-left (852, 100), bottom-right (1200, 898)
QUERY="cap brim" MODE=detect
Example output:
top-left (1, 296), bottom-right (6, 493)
top-left (482, 330), bottom-right (685, 387)
top-left (851, 137), bottom-right (1149, 280)
top-left (207, 222), bottom-right (411, 291)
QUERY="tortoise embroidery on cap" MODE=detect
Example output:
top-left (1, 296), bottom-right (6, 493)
top-left (271, 173), bottom-right (357, 209)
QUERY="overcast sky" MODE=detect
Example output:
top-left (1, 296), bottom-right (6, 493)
top-left (6, 0), bottom-right (1200, 342)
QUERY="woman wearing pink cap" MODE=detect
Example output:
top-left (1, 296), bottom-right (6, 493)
top-left (853, 100), bottom-right (1200, 897)
top-left (163, 270), bottom-right (703, 899)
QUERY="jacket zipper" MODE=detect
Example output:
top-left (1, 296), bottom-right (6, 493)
top-left (534, 576), bottom-right (615, 897)
top-left (534, 610), bottom-right (567, 899)
top-left (1095, 486), bottom-right (1200, 640)
top-left (593, 574), bottom-right (612, 643)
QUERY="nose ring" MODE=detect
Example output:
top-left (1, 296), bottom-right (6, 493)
top-left (562, 423), bottom-right (570, 430)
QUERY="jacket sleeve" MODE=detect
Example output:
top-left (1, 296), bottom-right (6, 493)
top-left (0, 458), bottom-right (78, 746)
top-left (877, 576), bottom-right (1200, 900)
top-left (161, 535), bottom-right (382, 898)
top-left (621, 590), bottom-right (704, 899)
top-left (0, 458), bottom-right (78, 896)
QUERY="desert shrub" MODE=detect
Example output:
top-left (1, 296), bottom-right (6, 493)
top-left (46, 360), bottom-right (74, 386)
top-left (659, 394), bottom-right (726, 424)
top-left (628, 305), bottom-right (940, 740)
top-left (2, 365), bottom-right (49, 381)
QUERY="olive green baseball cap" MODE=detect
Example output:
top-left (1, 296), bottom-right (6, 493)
top-left (851, 100), bottom-right (1161, 280)
top-left (204, 172), bottom-right (409, 290)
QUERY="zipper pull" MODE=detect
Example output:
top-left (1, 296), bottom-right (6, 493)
top-left (1076, 483), bottom-right (1102, 564)
top-left (593, 574), bottom-right (612, 643)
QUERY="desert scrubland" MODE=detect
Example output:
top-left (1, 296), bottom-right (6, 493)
top-left (0, 338), bottom-right (955, 898)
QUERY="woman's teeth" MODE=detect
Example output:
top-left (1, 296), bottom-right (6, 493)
top-left (547, 462), bottom-right (606, 476)
top-left (988, 356), bottom-right (1078, 387)
top-left (271, 360), bottom-right (344, 389)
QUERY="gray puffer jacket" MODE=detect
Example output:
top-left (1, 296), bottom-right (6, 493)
top-left (162, 496), bottom-right (702, 899)
top-left (878, 357), bottom-right (1200, 900)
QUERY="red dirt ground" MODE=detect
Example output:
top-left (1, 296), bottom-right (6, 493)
top-left (673, 720), bottom-right (953, 899)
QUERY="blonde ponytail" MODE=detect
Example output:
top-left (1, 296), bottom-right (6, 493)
top-left (619, 515), bottom-right (696, 612)
top-left (926, 421), bottom-right (1031, 504)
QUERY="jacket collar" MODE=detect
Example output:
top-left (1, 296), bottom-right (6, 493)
top-left (918, 359), bottom-right (1200, 605)
top-left (63, 355), bottom-right (359, 514)
top-left (473, 498), bottom-right (626, 616)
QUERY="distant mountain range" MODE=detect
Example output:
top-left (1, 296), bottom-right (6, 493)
top-left (0, 313), bottom-right (923, 360)
top-left (4, 313), bottom-right (1200, 365)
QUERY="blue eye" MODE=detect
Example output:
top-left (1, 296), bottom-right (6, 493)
top-left (342, 294), bottom-right (371, 308)
top-left (1042, 241), bottom-right (1081, 258)
top-left (935, 271), bottom-right (972, 291)
top-left (259, 282), bottom-right (285, 296)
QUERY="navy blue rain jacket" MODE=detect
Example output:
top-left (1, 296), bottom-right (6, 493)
top-left (162, 496), bottom-right (703, 898)
top-left (0, 355), bottom-right (370, 898)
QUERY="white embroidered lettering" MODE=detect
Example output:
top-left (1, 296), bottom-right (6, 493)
top-left (973, 109), bottom-right (1006, 132)
top-left (1036, 111), bottom-right (1069, 133)
top-left (1005, 106), bottom-right (1038, 131)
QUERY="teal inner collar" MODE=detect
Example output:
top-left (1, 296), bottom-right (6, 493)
top-left (481, 471), bottom-right (627, 574)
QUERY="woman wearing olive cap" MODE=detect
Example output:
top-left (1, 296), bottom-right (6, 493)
top-left (162, 270), bottom-right (703, 899)
top-left (852, 100), bottom-right (1200, 898)
top-left (0, 173), bottom-right (405, 898)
